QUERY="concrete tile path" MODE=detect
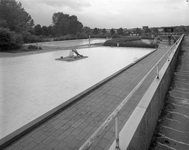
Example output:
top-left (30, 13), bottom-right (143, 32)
top-left (2, 40), bottom-right (173, 150)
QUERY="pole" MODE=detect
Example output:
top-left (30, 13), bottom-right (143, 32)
top-left (167, 53), bottom-right (170, 61)
top-left (89, 35), bottom-right (91, 46)
top-left (156, 64), bottom-right (159, 79)
top-left (115, 117), bottom-right (120, 150)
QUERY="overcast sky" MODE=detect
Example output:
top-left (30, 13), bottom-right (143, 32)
top-left (19, 0), bottom-right (189, 29)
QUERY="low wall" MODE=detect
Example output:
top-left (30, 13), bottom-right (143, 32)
top-left (109, 35), bottom-right (184, 150)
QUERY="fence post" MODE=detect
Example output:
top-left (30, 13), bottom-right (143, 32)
top-left (115, 116), bottom-right (120, 150)
top-left (167, 53), bottom-right (170, 61)
top-left (156, 64), bottom-right (159, 79)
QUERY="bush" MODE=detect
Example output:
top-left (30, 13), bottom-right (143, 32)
top-left (141, 35), bottom-right (154, 39)
top-left (22, 31), bottom-right (42, 43)
top-left (27, 45), bottom-right (42, 50)
top-left (103, 36), bottom-right (140, 46)
top-left (90, 34), bottom-right (106, 38)
top-left (103, 36), bottom-right (158, 48)
top-left (53, 34), bottom-right (76, 41)
top-left (119, 40), bottom-right (158, 48)
top-left (0, 28), bottom-right (23, 51)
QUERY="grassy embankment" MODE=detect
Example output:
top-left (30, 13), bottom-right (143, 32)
top-left (103, 36), bottom-right (158, 48)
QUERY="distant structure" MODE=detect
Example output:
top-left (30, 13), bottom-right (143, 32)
top-left (164, 27), bottom-right (174, 33)
top-left (142, 26), bottom-right (150, 37)
top-left (106, 29), bottom-right (111, 33)
top-left (162, 27), bottom-right (176, 35)
top-left (158, 28), bottom-right (164, 33)
top-left (142, 26), bottom-right (149, 33)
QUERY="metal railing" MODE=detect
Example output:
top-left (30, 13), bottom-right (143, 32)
top-left (79, 34), bottom-right (184, 150)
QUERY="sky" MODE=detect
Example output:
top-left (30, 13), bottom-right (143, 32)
top-left (19, 0), bottom-right (189, 29)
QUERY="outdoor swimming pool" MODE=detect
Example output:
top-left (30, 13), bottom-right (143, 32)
top-left (0, 46), bottom-right (153, 139)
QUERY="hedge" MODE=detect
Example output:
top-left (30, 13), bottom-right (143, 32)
top-left (119, 40), bottom-right (158, 48)
top-left (103, 37), bottom-right (158, 48)
top-left (103, 36), bottom-right (141, 46)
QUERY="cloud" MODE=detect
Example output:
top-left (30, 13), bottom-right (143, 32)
top-left (19, 0), bottom-right (92, 25)
top-left (40, 0), bottom-right (91, 11)
top-left (18, 0), bottom-right (189, 28)
top-left (20, 0), bottom-right (91, 12)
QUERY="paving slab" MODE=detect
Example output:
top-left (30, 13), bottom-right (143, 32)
top-left (2, 40), bottom-right (173, 150)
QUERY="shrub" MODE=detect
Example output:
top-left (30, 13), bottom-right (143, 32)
top-left (119, 40), bottom-right (158, 48)
top-left (141, 35), bottom-right (154, 39)
top-left (103, 36), bottom-right (158, 48)
top-left (90, 34), bottom-right (106, 38)
top-left (75, 32), bottom-right (88, 39)
top-left (0, 28), bottom-right (23, 51)
top-left (103, 36), bottom-right (140, 46)
top-left (22, 31), bottom-right (42, 43)
top-left (27, 45), bottom-right (42, 50)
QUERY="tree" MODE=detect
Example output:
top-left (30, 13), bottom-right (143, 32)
top-left (0, 19), bottom-right (8, 28)
top-left (82, 26), bottom-right (91, 34)
top-left (0, 0), bottom-right (34, 32)
top-left (110, 28), bottom-right (115, 35)
top-left (135, 28), bottom-right (142, 35)
top-left (42, 26), bottom-right (49, 36)
top-left (117, 28), bottom-right (123, 35)
top-left (47, 25), bottom-right (55, 36)
top-left (0, 27), bottom-right (23, 51)
top-left (144, 27), bottom-right (151, 34)
top-left (102, 28), bottom-right (107, 34)
top-left (93, 28), bottom-right (99, 34)
top-left (34, 24), bottom-right (42, 36)
top-left (52, 12), bottom-right (83, 36)
top-left (180, 26), bottom-right (187, 33)
top-left (52, 12), bottom-right (69, 35)
top-left (152, 28), bottom-right (158, 34)
top-left (68, 16), bottom-right (83, 34)
top-left (186, 26), bottom-right (189, 34)
top-left (76, 21), bottom-right (83, 33)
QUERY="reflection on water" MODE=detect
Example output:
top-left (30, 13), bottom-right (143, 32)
top-left (29, 38), bottom-right (107, 48)
top-left (141, 39), bottom-right (154, 44)
top-left (0, 46), bottom-right (153, 139)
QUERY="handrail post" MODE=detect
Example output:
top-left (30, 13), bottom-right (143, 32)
top-left (167, 53), bottom-right (169, 61)
top-left (115, 116), bottom-right (120, 150)
top-left (156, 64), bottom-right (159, 79)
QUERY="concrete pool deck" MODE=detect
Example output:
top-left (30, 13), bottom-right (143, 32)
top-left (1, 40), bottom-right (176, 150)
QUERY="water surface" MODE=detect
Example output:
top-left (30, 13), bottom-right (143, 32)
top-left (29, 38), bottom-right (107, 48)
top-left (0, 46), bottom-right (153, 139)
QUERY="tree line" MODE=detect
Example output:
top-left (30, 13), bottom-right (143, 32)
top-left (0, 0), bottom-right (124, 51)
top-left (1, 0), bottom-right (189, 51)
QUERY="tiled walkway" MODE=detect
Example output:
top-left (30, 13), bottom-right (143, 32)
top-left (2, 40), bottom-right (173, 150)
top-left (150, 36), bottom-right (189, 150)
